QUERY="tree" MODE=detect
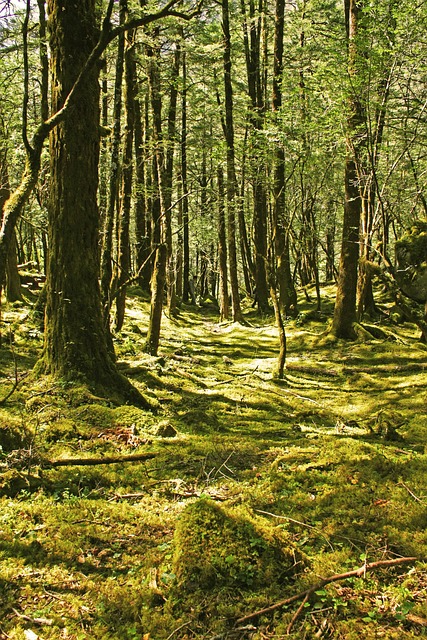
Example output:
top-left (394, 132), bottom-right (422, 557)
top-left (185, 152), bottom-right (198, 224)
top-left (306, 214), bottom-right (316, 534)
top-left (221, 0), bottom-right (243, 323)
top-left (331, 0), bottom-right (365, 339)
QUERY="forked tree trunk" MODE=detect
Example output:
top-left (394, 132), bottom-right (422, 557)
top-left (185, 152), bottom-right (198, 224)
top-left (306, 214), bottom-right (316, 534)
top-left (181, 46), bottom-right (190, 303)
top-left (100, 4), bottom-right (125, 324)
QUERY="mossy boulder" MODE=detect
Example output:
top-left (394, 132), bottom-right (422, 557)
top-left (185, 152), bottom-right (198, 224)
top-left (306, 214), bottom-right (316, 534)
top-left (395, 222), bottom-right (427, 302)
top-left (0, 417), bottom-right (31, 452)
top-left (171, 498), bottom-right (305, 598)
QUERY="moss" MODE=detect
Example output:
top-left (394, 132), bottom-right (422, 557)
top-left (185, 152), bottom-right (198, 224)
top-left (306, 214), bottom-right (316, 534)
top-left (0, 418), bottom-right (31, 452)
top-left (0, 469), bottom-right (42, 497)
top-left (171, 498), bottom-right (305, 599)
top-left (395, 222), bottom-right (427, 266)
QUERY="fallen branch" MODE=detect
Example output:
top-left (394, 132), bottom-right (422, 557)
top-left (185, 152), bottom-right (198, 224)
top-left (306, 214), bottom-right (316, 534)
top-left (47, 452), bottom-right (156, 467)
top-left (236, 556), bottom-right (417, 628)
top-left (398, 481), bottom-right (424, 503)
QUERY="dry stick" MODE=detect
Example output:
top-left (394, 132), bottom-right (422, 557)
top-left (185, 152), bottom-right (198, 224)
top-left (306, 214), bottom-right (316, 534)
top-left (286, 594), bottom-right (309, 635)
top-left (398, 481), bottom-right (423, 503)
top-left (255, 509), bottom-right (334, 551)
top-left (47, 452), bottom-right (156, 467)
top-left (235, 556), bottom-right (417, 627)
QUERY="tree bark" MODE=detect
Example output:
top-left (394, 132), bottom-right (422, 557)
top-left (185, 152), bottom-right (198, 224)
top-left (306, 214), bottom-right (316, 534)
top-left (115, 21), bottom-right (136, 332)
top-left (39, 0), bottom-right (149, 407)
top-left (331, 0), bottom-right (364, 339)
top-left (145, 243), bottom-right (167, 355)
top-left (217, 166), bottom-right (229, 321)
top-left (272, 0), bottom-right (297, 317)
top-left (100, 4), bottom-right (125, 326)
top-left (181, 45), bottom-right (190, 303)
top-left (222, 0), bottom-right (243, 322)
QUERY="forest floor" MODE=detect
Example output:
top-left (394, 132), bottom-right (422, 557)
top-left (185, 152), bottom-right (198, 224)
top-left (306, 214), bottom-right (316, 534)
top-left (0, 283), bottom-right (427, 640)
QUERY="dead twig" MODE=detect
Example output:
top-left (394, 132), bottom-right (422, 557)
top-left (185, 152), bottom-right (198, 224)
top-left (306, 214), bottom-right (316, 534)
top-left (398, 481), bottom-right (424, 503)
top-left (12, 608), bottom-right (53, 626)
top-left (254, 509), bottom-right (334, 551)
top-left (235, 556), bottom-right (417, 628)
top-left (165, 621), bottom-right (192, 639)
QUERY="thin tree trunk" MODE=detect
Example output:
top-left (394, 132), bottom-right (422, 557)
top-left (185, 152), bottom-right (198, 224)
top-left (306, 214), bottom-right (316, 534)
top-left (272, 0), bottom-right (297, 317)
top-left (331, 0), bottom-right (364, 339)
top-left (241, 0), bottom-right (269, 312)
top-left (222, 0), bottom-right (243, 323)
top-left (134, 87), bottom-right (151, 293)
top-left (181, 45), bottom-right (190, 303)
top-left (217, 166), bottom-right (229, 320)
top-left (115, 22), bottom-right (136, 332)
top-left (164, 43), bottom-right (181, 315)
top-left (100, 5), bottom-right (125, 325)
top-left (1, 115), bottom-right (22, 302)
top-left (144, 243), bottom-right (167, 355)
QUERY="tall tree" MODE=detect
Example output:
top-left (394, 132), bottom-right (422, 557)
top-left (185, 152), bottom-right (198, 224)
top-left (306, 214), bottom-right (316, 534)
top-left (271, 0), bottom-right (297, 316)
top-left (222, 0), bottom-right (243, 322)
top-left (331, 0), bottom-right (365, 339)
top-left (39, 0), bottom-right (149, 405)
top-left (241, 0), bottom-right (269, 312)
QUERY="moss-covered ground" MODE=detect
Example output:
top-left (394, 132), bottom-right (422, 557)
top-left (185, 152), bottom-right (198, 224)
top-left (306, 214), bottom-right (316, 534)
top-left (0, 285), bottom-right (426, 639)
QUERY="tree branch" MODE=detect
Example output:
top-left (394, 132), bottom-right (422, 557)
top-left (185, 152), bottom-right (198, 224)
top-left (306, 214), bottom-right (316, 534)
top-left (235, 556), bottom-right (417, 627)
top-left (47, 452), bottom-right (156, 468)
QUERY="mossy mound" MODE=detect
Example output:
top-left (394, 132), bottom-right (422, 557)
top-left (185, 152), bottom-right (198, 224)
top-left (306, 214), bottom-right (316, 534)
top-left (171, 498), bottom-right (305, 600)
top-left (0, 419), bottom-right (31, 452)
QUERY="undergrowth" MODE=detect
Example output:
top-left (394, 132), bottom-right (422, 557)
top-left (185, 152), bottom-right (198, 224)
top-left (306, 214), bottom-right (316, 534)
top-left (0, 285), bottom-right (426, 639)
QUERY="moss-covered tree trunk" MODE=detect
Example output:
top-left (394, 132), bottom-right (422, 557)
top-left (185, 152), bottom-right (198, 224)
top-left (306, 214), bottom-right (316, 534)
top-left (331, 0), bottom-right (364, 339)
top-left (40, 0), bottom-right (149, 406)
top-left (144, 243), bottom-right (167, 355)
top-left (0, 118), bottom-right (21, 302)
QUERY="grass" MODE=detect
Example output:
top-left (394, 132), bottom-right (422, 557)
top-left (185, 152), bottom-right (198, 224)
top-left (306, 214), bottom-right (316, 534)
top-left (0, 285), bottom-right (426, 639)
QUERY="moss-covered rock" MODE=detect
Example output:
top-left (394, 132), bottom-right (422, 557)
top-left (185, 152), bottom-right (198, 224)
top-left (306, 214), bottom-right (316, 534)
top-left (395, 221), bottom-right (427, 302)
top-left (171, 497), bottom-right (305, 597)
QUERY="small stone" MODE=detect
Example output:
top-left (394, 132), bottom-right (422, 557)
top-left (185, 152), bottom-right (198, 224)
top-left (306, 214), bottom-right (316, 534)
top-left (156, 422), bottom-right (177, 438)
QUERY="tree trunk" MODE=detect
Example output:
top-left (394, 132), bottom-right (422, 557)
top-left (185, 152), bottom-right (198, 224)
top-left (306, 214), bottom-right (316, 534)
top-left (164, 44), bottom-right (181, 315)
top-left (100, 4), bottom-right (125, 325)
top-left (272, 0), bottom-right (297, 317)
top-left (181, 46), bottom-right (190, 303)
top-left (222, 0), bottom-right (243, 323)
top-left (115, 24), bottom-right (136, 332)
top-left (134, 87), bottom-right (151, 293)
top-left (241, 0), bottom-right (269, 313)
top-left (331, 0), bottom-right (364, 339)
top-left (144, 243), bottom-right (167, 356)
top-left (0, 116), bottom-right (22, 302)
top-left (40, 0), bottom-right (149, 407)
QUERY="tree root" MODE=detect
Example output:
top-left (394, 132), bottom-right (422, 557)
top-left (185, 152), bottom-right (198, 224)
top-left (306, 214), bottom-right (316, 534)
top-left (235, 556), bottom-right (417, 631)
